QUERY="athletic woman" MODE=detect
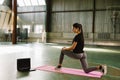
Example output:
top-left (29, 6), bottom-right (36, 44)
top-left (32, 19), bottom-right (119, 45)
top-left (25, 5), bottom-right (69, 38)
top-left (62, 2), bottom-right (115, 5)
top-left (55, 23), bottom-right (107, 75)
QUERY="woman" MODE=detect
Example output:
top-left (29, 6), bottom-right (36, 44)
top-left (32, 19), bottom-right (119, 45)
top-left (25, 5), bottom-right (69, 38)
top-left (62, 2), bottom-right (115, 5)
top-left (55, 23), bottom-right (107, 75)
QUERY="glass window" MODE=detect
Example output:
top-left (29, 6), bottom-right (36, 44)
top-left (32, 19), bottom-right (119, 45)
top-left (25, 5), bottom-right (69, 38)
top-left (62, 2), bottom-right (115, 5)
top-left (17, 0), bottom-right (46, 7)
top-left (38, 0), bottom-right (46, 5)
top-left (0, 0), bottom-right (4, 4)
top-left (34, 25), bottom-right (43, 33)
top-left (17, 0), bottom-right (25, 6)
top-left (31, 0), bottom-right (38, 6)
top-left (17, 25), bottom-right (19, 28)
top-left (23, 25), bottom-right (30, 33)
top-left (24, 0), bottom-right (31, 6)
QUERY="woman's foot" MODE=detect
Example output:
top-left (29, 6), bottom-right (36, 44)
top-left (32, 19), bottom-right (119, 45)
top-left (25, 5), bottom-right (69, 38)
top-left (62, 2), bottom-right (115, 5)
top-left (55, 65), bottom-right (62, 70)
top-left (99, 65), bottom-right (107, 75)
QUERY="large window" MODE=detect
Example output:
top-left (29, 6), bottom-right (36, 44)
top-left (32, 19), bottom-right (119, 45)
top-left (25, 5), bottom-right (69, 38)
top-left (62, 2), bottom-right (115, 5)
top-left (17, 0), bottom-right (46, 7)
top-left (23, 25), bottom-right (30, 33)
top-left (34, 25), bottom-right (43, 34)
top-left (0, 0), bottom-right (4, 5)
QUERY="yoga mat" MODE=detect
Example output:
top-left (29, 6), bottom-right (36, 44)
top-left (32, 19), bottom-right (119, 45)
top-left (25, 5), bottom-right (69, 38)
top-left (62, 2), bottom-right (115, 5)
top-left (36, 65), bottom-right (103, 78)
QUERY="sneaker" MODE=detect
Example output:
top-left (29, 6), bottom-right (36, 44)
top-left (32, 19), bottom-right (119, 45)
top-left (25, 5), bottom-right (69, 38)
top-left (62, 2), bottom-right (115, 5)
top-left (100, 65), bottom-right (107, 75)
top-left (55, 65), bottom-right (62, 70)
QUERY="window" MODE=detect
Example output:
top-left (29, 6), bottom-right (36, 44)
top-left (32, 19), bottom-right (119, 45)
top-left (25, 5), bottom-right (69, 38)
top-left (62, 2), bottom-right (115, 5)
top-left (31, 0), bottom-right (38, 6)
top-left (17, 0), bottom-right (46, 7)
top-left (24, 0), bottom-right (31, 6)
top-left (23, 25), bottom-right (30, 33)
top-left (34, 25), bottom-right (43, 33)
top-left (17, 0), bottom-right (25, 7)
top-left (0, 0), bottom-right (4, 5)
top-left (38, 0), bottom-right (46, 5)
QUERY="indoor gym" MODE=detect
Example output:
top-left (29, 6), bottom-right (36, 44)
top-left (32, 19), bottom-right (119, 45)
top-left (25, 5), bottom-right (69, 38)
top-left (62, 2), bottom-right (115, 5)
top-left (0, 0), bottom-right (120, 80)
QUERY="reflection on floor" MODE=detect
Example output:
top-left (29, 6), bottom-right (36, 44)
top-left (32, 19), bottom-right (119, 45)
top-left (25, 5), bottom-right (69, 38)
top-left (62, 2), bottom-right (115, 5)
top-left (0, 43), bottom-right (120, 80)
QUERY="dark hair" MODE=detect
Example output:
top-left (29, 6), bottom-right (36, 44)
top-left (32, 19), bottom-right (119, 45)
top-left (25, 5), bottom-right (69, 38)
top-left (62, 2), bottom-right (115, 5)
top-left (73, 23), bottom-right (83, 34)
top-left (73, 23), bottom-right (84, 43)
top-left (73, 23), bottom-right (82, 30)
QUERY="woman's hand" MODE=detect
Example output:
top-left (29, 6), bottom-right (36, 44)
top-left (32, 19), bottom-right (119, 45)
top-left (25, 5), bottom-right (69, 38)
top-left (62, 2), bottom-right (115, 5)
top-left (61, 42), bottom-right (77, 51)
top-left (62, 47), bottom-right (66, 51)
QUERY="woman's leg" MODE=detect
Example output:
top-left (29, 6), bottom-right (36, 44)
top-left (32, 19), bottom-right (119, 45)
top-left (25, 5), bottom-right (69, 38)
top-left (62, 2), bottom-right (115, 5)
top-left (59, 50), bottom-right (64, 64)
top-left (57, 51), bottom-right (105, 74)
top-left (55, 50), bottom-right (73, 69)
top-left (59, 50), bottom-right (86, 65)
top-left (59, 50), bottom-right (74, 65)
top-left (80, 53), bottom-right (98, 73)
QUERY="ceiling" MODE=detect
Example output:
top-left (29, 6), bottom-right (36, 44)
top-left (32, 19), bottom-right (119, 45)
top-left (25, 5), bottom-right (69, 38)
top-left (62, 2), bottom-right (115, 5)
top-left (17, 0), bottom-right (46, 7)
top-left (0, 0), bottom-right (46, 8)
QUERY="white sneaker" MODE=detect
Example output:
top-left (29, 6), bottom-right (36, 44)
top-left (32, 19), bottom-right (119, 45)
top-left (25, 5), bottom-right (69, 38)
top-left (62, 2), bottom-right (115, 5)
top-left (101, 65), bottom-right (107, 75)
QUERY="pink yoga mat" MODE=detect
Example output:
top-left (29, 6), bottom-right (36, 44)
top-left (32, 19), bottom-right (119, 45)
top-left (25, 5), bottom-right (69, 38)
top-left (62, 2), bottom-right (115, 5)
top-left (36, 65), bottom-right (103, 78)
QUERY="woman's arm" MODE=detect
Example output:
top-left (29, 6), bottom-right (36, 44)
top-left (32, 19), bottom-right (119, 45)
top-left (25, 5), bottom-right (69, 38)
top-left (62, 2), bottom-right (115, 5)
top-left (62, 42), bottom-right (77, 51)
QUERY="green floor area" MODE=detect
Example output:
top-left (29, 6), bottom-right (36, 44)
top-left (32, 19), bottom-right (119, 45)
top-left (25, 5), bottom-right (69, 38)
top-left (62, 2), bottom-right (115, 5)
top-left (0, 43), bottom-right (120, 80)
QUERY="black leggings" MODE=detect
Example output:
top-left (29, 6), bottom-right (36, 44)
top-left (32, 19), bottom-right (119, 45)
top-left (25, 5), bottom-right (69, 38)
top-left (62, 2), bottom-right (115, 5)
top-left (58, 50), bottom-right (98, 73)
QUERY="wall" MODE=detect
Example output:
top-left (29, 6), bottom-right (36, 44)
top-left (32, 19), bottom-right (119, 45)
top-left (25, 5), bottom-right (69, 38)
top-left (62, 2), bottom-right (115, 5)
top-left (47, 0), bottom-right (120, 43)
top-left (18, 6), bottom-right (46, 24)
top-left (9, 0), bottom-right (120, 43)
top-left (0, 5), bottom-right (11, 41)
top-left (17, 6), bottom-right (46, 42)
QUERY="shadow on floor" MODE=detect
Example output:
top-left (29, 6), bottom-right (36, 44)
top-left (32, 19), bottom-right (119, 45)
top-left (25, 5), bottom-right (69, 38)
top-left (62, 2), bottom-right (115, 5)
top-left (17, 71), bottom-right (30, 78)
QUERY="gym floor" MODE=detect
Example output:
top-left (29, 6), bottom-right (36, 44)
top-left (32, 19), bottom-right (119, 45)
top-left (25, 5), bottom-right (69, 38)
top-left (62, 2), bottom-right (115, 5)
top-left (0, 43), bottom-right (120, 80)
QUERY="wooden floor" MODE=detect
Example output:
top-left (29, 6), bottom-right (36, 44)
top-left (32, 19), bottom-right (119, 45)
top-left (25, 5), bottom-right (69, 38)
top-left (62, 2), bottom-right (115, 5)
top-left (0, 43), bottom-right (120, 80)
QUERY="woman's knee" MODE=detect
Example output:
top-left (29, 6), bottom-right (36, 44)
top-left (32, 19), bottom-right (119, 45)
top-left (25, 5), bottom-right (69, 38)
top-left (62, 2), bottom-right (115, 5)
top-left (61, 50), bottom-right (69, 54)
top-left (61, 50), bottom-right (65, 54)
top-left (61, 50), bottom-right (66, 55)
